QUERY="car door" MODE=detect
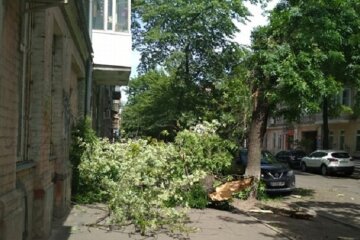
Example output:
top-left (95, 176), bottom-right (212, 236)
top-left (312, 152), bottom-right (326, 168)
top-left (305, 152), bottom-right (318, 168)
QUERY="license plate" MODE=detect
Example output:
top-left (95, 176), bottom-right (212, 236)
top-left (270, 182), bottom-right (285, 187)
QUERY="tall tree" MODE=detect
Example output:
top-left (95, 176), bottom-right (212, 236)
top-left (269, 0), bottom-right (360, 149)
top-left (245, 0), bottom-right (360, 194)
top-left (128, 0), bottom-right (265, 137)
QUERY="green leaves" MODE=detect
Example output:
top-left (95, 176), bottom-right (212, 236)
top-left (76, 121), bottom-right (233, 234)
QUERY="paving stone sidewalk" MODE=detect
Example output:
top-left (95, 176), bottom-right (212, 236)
top-left (50, 204), bottom-right (288, 240)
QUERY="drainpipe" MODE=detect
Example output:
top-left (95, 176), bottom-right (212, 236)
top-left (0, 0), bottom-right (4, 56)
top-left (19, 2), bottom-right (30, 158)
top-left (85, 0), bottom-right (93, 117)
top-left (85, 58), bottom-right (93, 117)
top-left (89, 0), bottom-right (93, 40)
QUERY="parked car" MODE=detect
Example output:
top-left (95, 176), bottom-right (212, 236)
top-left (300, 150), bottom-right (355, 176)
top-left (275, 150), bottom-right (307, 169)
top-left (236, 149), bottom-right (295, 193)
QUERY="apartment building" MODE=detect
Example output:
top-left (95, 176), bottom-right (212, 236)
top-left (0, 0), bottom-right (131, 239)
top-left (264, 88), bottom-right (360, 155)
top-left (91, 0), bottom-right (131, 139)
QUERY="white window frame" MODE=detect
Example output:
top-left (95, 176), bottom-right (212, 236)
top-left (93, 0), bottom-right (130, 33)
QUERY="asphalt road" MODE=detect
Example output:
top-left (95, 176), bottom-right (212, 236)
top-left (295, 169), bottom-right (360, 203)
top-left (293, 169), bottom-right (360, 231)
top-left (250, 168), bottom-right (360, 240)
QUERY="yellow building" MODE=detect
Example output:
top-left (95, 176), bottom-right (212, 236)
top-left (264, 89), bottom-right (360, 156)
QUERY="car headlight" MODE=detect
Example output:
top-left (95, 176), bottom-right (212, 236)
top-left (287, 170), bottom-right (294, 176)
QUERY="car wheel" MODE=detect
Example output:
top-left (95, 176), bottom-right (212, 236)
top-left (301, 162), bottom-right (307, 172)
top-left (321, 165), bottom-right (327, 176)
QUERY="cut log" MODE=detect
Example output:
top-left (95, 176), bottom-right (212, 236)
top-left (208, 177), bottom-right (253, 202)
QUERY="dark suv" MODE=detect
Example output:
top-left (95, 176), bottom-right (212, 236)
top-left (236, 150), bottom-right (295, 193)
top-left (275, 150), bottom-right (306, 169)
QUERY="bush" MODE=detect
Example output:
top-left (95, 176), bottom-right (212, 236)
top-left (70, 117), bottom-right (97, 199)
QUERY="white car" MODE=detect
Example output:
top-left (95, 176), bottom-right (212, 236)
top-left (300, 150), bottom-right (355, 176)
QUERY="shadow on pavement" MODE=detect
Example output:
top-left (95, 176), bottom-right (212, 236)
top-left (290, 201), bottom-right (360, 227)
top-left (243, 200), bottom-right (360, 240)
top-left (292, 187), bottom-right (316, 197)
top-left (50, 206), bottom-right (73, 240)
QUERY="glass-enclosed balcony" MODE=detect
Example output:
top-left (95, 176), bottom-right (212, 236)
top-left (91, 0), bottom-right (131, 86)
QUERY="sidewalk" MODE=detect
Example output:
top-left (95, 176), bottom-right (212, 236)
top-left (50, 204), bottom-right (288, 240)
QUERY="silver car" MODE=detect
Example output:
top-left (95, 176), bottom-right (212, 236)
top-left (300, 150), bottom-right (355, 176)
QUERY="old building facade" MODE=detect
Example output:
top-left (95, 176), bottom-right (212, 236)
top-left (90, 0), bottom-right (131, 139)
top-left (0, 0), bottom-right (93, 239)
top-left (264, 89), bottom-right (360, 155)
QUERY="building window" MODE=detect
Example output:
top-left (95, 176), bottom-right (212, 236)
top-left (339, 130), bottom-right (345, 150)
top-left (278, 134), bottom-right (282, 149)
top-left (342, 88), bottom-right (351, 106)
top-left (329, 131), bottom-right (334, 149)
top-left (335, 88), bottom-right (351, 106)
top-left (93, 0), bottom-right (104, 30)
top-left (273, 133), bottom-right (276, 149)
top-left (93, 0), bottom-right (129, 32)
top-left (356, 130), bottom-right (360, 151)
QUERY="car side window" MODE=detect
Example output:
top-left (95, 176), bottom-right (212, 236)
top-left (309, 152), bottom-right (317, 158)
top-left (318, 152), bottom-right (327, 157)
top-left (311, 152), bottom-right (326, 158)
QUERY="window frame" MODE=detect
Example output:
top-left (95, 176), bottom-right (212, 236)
top-left (92, 0), bottom-right (130, 33)
top-left (356, 130), bottom-right (360, 151)
top-left (339, 130), bottom-right (345, 150)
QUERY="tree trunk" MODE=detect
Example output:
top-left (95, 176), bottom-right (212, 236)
top-left (246, 88), bottom-right (269, 198)
top-left (322, 97), bottom-right (329, 149)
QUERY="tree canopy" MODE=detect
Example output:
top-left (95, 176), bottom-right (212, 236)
top-left (245, 0), bottom-right (360, 181)
top-left (123, 0), bottom-right (266, 140)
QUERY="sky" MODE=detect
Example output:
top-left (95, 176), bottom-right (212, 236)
top-left (122, 0), bottom-right (280, 103)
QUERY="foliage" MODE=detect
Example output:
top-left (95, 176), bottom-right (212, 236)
top-left (125, 0), bottom-right (266, 142)
top-left (122, 70), bottom-right (180, 140)
top-left (181, 184), bottom-right (209, 209)
top-left (245, 0), bottom-right (360, 186)
top-left (70, 117), bottom-right (97, 198)
top-left (77, 121), bottom-right (233, 234)
top-left (234, 180), bottom-right (268, 200)
top-left (267, 0), bottom-right (360, 148)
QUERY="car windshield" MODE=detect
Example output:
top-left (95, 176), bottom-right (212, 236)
top-left (331, 152), bottom-right (350, 158)
top-left (240, 150), bottom-right (281, 165)
top-left (261, 151), bottom-right (279, 164)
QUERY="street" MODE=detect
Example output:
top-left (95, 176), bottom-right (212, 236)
top-left (294, 167), bottom-right (360, 227)
top-left (250, 168), bottom-right (360, 240)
